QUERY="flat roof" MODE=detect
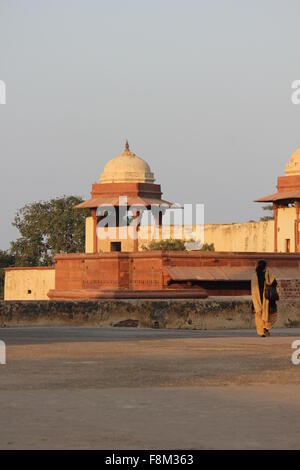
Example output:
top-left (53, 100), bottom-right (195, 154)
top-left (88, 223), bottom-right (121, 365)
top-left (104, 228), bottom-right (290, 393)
top-left (4, 266), bottom-right (55, 272)
top-left (166, 266), bottom-right (300, 281)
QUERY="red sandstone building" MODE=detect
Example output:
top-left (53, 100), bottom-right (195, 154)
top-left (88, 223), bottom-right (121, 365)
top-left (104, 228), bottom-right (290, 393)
top-left (5, 143), bottom-right (300, 300)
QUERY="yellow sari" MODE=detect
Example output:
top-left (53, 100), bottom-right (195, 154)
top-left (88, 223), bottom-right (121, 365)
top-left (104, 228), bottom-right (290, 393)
top-left (251, 269), bottom-right (278, 336)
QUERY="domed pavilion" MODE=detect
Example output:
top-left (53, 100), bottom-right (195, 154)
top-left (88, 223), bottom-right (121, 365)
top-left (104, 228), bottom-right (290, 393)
top-left (256, 148), bottom-right (300, 252)
top-left (47, 142), bottom-right (208, 300)
top-left (75, 141), bottom-right (173, 253)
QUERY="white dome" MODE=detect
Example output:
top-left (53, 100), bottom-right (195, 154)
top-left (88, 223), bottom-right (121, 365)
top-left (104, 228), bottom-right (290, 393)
top-left (285, 148), bottom-right (300, 175)
top-left (100, 141), bottom-right (155, 184)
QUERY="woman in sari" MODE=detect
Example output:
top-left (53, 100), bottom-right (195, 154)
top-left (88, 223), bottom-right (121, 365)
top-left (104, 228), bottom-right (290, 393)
top-left (251, 260), bottom-right (279, 337)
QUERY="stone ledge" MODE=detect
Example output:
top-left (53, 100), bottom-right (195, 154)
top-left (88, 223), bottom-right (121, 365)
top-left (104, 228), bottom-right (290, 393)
top-left (1, 298), bottom-right (300, 329)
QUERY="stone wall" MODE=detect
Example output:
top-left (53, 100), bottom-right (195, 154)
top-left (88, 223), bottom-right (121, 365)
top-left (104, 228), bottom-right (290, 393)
top-left (1, 298), bottom-right (300, 329)
top-left (4, 267), bottom-right (55, 301)
top-left (277, 206), bottom-right (295, 253)
top-left (278, 279), bottom-right (300, 299)
top-left (204, 220), bottom-right (274, 252)
top-left (85, 219), bottom-right (276, 253)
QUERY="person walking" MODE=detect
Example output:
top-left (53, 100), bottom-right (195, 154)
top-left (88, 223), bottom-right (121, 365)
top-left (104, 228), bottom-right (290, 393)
top-left (251, 260), bottom-right (279, 337)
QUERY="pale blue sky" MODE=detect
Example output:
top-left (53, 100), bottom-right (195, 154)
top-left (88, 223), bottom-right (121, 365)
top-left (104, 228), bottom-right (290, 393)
top-left (1, 0), bottom-right (300, 248)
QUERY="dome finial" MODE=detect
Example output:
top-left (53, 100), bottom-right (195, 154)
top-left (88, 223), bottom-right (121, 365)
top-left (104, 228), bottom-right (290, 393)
top-left (125, 139), bottom-right (129, 152)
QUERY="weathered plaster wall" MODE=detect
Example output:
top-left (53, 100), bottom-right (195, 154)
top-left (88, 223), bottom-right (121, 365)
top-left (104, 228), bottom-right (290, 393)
top-left (4, 268), bottom-right (55, 301)
top-left (86, 216), bottom-right (275, 253)
top-left (204, 221), bottom-right (274, 252)
top-left (97, 227), bottom-right (135, 252)
top-left (277, 206), bottom-right (295, 253)
top-left (86, 224), bottom-right (203, 252)
top-left (1, 298), bottom-right (300, 329)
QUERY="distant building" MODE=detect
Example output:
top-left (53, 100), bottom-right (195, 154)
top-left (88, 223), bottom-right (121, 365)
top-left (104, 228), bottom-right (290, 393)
top-left (204, 148), bottom-right (300, 253)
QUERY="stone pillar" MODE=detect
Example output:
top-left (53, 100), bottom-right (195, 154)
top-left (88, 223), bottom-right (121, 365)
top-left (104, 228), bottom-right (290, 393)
top-left (132, 210), bottom-right (140, 252)
top-left (273, 203), bottom-right (278, 252)
top-left (91, 208), bottom-right (97, 254)
top-left (153, 209), bottom-right (163, 243)
top-left (295, 200), bottom-right (300, 253)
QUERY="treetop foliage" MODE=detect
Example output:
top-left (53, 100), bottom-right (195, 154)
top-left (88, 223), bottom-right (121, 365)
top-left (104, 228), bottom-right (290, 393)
top-left (10, 195), bottom-right (89, 266)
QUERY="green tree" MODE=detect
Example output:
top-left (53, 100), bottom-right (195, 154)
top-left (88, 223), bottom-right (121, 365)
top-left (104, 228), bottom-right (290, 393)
top-left (260, 204), bottom-right (274, 221)
top-left (142, 239), bottom-right (215, 252)
top-left (142, 239), bottom-right (186, 251)
top-left (11, 196), bottom-right (89, 266)
top-left (199, 242), bottom-right (215, 251)
top-left (0, 250), bottom-right (15, 299)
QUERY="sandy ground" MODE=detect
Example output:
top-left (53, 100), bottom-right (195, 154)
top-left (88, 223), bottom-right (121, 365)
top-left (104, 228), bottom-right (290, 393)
top-left (0, 326), bottom-right (299, 449)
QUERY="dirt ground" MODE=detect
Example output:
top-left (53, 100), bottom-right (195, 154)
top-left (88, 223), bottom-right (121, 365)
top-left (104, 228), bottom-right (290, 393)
top-left (0, 327), bottom-right (299, 449)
